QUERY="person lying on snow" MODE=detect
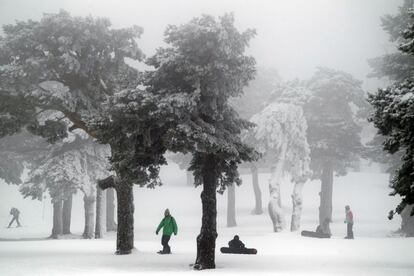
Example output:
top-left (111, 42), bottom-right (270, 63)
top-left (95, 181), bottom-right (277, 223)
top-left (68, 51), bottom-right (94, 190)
top-left (220, 235), bottom-right (257, 254)
top-left (156, 208), bottom-right (178, 254)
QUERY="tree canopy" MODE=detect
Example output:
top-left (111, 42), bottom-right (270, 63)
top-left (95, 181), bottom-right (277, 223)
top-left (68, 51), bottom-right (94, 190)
top-left (0, 10), bottom-right (144, 140)
top-left (145, 13), bottom-right (258, 192)
top-left (368, 1), bottom-right (414, 216)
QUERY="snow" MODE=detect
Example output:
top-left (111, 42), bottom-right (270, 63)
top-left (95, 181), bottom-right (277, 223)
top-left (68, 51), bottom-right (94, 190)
top-left (400, 92), bottom-right (414, 103)
top-left (0, 168), bottom-right (413, 276)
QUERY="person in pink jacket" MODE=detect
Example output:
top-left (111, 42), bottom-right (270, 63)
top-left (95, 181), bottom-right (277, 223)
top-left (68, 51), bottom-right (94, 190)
top-left (344, 205), bottom-right (354, 239)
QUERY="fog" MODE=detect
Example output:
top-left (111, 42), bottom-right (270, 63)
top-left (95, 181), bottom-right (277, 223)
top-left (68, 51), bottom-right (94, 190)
top-left (0, 0), bottom-right (401, 89)
top-left (1, 1), bottom-right (414, 275)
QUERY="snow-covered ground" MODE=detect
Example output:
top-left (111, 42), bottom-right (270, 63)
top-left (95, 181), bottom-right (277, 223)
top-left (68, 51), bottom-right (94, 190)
top-left (0, 166), bottom-right (413, 276)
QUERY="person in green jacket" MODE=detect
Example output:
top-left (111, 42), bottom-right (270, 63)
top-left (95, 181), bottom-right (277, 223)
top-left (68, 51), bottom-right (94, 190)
top-left (156, 209), bottom-right (178, 254)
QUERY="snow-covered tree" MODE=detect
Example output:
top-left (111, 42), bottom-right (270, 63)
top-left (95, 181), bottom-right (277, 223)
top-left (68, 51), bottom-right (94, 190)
top-left (91, 86), bottom-right (176, 254)
top-left (305, 68), bottom-right (366, 225)
top-left (369, 79), bottom-right (414, 218)
top-left (145, 14), bottom-right (257, 270)
top-left (231, 67), bottom-right (280, 120)
top-left (0, 124), bottom-right (76, 238)
top-left (0, 10), bottom-right (143, 251)
top-left (20, 131), bottom-right (110, 239)
top-left (363, 134), bottom-right (414, 235)
top-left (368, 0), bottom-right (414, 82)
top-left (233, 68), bottom-right (280, 216)
top-left (0, 10), bottom-right (142, 140)
top-left (368, 0), bottom-right (414, 234)
top-left (0, 130), bottom-right (48, 185)
top-left (247, 102), bottom-right (310, 232)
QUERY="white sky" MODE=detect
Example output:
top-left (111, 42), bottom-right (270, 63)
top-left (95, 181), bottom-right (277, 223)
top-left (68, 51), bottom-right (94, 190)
top-left (0, 0), bottom-right (402, 89)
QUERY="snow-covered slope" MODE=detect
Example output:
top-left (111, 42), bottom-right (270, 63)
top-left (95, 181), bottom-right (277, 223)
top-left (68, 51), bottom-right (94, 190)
top-left (0, 167), bottom-right (412, 275)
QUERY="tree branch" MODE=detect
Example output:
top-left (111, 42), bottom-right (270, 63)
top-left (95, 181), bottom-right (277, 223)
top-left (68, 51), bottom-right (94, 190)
top-left (34, 83), bottom-right (97, 138)
top-left (61, 110), bottom-right (97, 138)
top-left (98, 175), bottom-right (117, 190)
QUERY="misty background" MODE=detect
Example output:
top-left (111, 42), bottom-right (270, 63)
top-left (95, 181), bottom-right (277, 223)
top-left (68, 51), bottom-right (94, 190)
top-left (1, 1), bottom-right (413, 275)
top-left (0, 0), bottom-right (400, 90)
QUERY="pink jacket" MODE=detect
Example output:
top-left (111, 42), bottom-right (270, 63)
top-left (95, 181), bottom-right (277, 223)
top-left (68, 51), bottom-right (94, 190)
top-left (345, 210), bottom-right (354, 224)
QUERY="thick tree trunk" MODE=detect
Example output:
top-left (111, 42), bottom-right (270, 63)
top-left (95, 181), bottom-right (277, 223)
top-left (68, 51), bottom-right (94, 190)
top-left (401, 205), bottom-right (414, 237)
top-left (95, 185), bottom-right (106, 239)
top-left (83, 195), bottom-right (96, 239)
top-left (194, 154), bottom-right (218, 270)
top-left (227, 183), bottom-right (237, 227)
top-left (62, 195), bottom-right (72, 235)
top-left (115, 183), bottom-right (134, 255)
top-left (319, 162), bottom-right (333, 225)
top-left (290, 181), bottom-right (305, 231)
top-left (268, 142), bottom-right (287, 232)
top-left (106, 188), bottom-right (117, 232)
top-left (251, 165), bottom-right (263, 215)
top-left (187, 170), bottom-right (194, 186)
top-left (51, 200), bottom-right (63, 239)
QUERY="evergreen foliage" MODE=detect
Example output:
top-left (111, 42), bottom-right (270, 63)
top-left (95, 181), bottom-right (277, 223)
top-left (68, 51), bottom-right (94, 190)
top-left (145, 13), bottom-right (257, 269)
top-left (305, 67), bottom-right (366, 178)
top-left (369, 1), bottom-right (414, 216)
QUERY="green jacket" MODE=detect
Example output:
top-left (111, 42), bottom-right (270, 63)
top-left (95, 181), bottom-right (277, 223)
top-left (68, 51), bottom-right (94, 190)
top-left (156, 215), bottom-right (178, 236)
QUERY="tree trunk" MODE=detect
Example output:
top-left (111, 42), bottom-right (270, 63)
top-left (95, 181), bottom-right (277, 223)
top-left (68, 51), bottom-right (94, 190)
top-left (227, 183), bottom-right (237, 227)
top-left (106, 188), bottom-right (117, 232)
top-left (51, 200), bottom-right (63, 239)
top-left (401, 204), bottom-right (414, 237)
top-left (251, 165), bottom-right (263, 215)
top-left (319, 161), bottom-right (333, 225)
top-left (62, 194), bottom-right (72, 235)
top-left (115, 183), bottom-right (134, 255)
top-left (83, 195), bottom-right (96, 239)
top-left (290, 181), bottom-right (305, 231)
top-left (95, 185), bottom-right (106, 239)
top-left (268, 142), bottom-right (287, 232)
top-left (187, 170), bottom-right (194, 186)
top-left (194, 154), bottom-right (218, 270)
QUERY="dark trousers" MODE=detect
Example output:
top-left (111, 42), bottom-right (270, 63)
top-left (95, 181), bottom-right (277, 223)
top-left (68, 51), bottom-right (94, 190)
top-left (346, 223), bottom-right (354, 239)
top-left (161, 235), bottom-right (171, 253)
top-left (8, 216), bottom-right (21, 227)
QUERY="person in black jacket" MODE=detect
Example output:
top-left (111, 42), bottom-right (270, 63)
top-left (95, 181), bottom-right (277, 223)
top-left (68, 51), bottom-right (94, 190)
top-left (221, 235), bottom-right (257, 254)
top-left (228, 235), bottom-right (245, 249)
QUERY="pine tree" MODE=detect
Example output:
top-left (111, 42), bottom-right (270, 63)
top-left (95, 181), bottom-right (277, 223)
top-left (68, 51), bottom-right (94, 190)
top-left (91, 87), bottom-right (174, 254)
top-left (146, 14), bottom-right (257, 270)
top-left (368, 0), bottom-right (414, 82)
top-left (368, 0), bottom-right (414, 227)
top-left (0, 130), bottom-right (48, 185)
top-left (231, 67), bottom-right (280, 120)
top-left (20, 130), bottom-right (110, 239)
top-left (305, 68), bottom-right (366, 225)
top-left (245, 102), bottom-right (310, 232)
top-left (0, 10), bottom-right (142, 140)
top-left (234, 68), bottom-right (280, 215)
top-left (0, 10), bottom-right (143, 251)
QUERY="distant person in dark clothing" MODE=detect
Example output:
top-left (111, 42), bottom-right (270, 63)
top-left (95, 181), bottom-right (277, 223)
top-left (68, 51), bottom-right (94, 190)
top-left (221, 235), bottom-right (257, 254)
top-left (228, 235), bottom-right (245, 249)
top-left (8, 207), bottom-right (21, 228)
top-left (344, 205), bottom-right (354, 239)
